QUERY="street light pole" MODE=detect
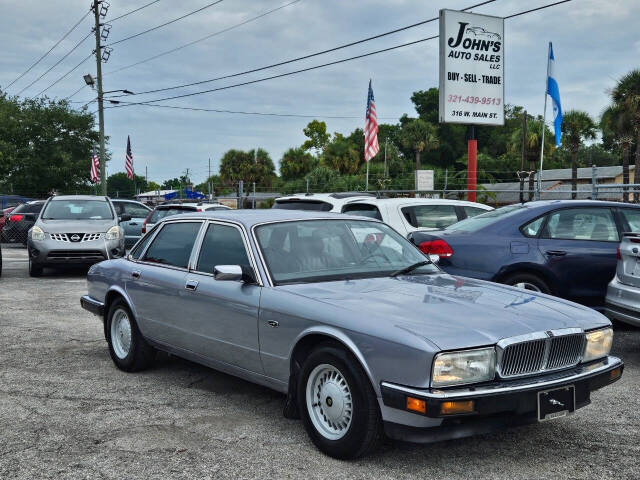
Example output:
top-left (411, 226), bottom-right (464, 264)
top-left (93, 0), bottom-right (107, 196)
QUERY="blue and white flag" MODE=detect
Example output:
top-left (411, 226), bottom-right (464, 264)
top-left (547, 43), bottom-right (563, 147)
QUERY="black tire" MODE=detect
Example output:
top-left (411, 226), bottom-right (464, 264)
top-left (106, 298), bottom-right (155, 372)
top-left (503, 272), bottom-right (550, 294)
top-left (29, 258), bottom-right (43, 277)
top-left (297, 342), bottom-right (382, 459)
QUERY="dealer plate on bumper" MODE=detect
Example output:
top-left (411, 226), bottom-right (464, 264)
top-left (537, 385), bottom-right (575, 421)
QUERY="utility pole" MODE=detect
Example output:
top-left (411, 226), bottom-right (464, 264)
top-left (93, 0), bottom-right (107, 196)
top-left (208, 157), bottom-right (211, 198)
top-left (145, 165), bottom-right (148, 185)
top-left (520, 110), bottom-right (527, 203)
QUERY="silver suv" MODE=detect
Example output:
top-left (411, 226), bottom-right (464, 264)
top-left (605, 232), bottom-right (640, 326)
top-left (27, 195), bottom-right (127, 276)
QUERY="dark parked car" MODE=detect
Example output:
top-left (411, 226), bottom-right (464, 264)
top-left (409, 200), bottom-right (640, 308)
top-left (111, 199), bottom-right (152, 248)
top-left (1, 201), bottom-right (45, 245)
top-left (0, 206), bottom-right (15, 235)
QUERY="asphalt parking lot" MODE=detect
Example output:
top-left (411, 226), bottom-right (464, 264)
top-left (1, 247), bottom-right (639, 479)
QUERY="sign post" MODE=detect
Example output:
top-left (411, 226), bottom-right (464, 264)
top-left (439, 9), bottom-right (504, 202)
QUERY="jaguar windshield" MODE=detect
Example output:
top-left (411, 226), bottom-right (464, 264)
top-left (42, 200), bottom-right (114, 220)
top-left (255, 219), bottom-right (438, 285)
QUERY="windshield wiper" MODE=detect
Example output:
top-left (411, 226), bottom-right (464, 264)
top-left (390, 260), bottom-right (431, 278)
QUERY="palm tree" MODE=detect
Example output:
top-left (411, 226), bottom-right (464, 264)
top-left (601, 104), bottom-right (634, 201)
top-left (562, 110), bottom-right (597, 199)
top-left (509, 117), bottom-right (555, 200)
top-left (399, 119), bottom-right (439, 170)
top-left (612, 69), bottom-right (640, 201)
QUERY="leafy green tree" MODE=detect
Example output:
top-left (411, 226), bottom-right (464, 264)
top-left (219, 148), bottom-right (276, 187)
top-left (147, 181), bottom-right (161, 191)
top-left (161, 177), bottom-right (186, 190)
top-left (107, 172), bottom-right (147, 198)
top-left (611, 70), bottom-right (640, 200)
top-left (399, 118), bottom-right (439, 170)
top-left (304, 166), bottom-right (339, 191)
top-left (280, 147), bottom-right (317, 180)
top-left (509, 117), bottom-right (555, 200)
top-left (302, 120), bottom-right (330, 155)
top-left (601, 104), bottom-right (634, 200)
top-left (322, 133), bottom-right (360, 174)
top-left (562, 110), bottom-right (597, 199)
top-left (0, 93), bottom-right (100, 196)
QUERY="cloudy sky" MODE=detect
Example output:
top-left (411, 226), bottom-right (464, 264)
top-left (1, 0), bottom-right (638, 185)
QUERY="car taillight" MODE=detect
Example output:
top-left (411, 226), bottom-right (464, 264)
top-left (418, 239), bottom-right (453, 258)
top-left (9, 214), bottom-right (23, 222)
top-left (141, 221), bottom-right (147, 234)
top-left (617, 246), bottom-right (621, 260)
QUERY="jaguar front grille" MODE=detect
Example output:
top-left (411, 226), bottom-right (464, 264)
top-left (498, 331), bottom-right (585, 378)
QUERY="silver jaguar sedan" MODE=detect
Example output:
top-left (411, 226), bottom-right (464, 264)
top-left (81, 210), bottom-right (623, 459)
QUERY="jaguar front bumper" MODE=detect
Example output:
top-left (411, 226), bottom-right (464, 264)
top-left (380, 355), bottom-right (623, 443)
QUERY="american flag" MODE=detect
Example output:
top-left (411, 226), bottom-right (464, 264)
top-left (125, 135), bottom-right (134, 180)
top-left (90, 148), bottom-right (100, 183)
top-left (364, 79), bottom-right (379, 163)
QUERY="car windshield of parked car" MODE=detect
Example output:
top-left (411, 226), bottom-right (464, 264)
top-left (273, 200), bottom-right (333, 211)
top-left (445, 204), bottom-right (524, 232)
top-left (41, 200), bottom-right (113, 220)
top-left (255, 219), bottom-right (437, 285)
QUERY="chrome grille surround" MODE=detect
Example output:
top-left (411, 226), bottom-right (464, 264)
top-left (50, 233), bottom-right (102, 242)
top-left (496, 328), bottom-right (585, 379)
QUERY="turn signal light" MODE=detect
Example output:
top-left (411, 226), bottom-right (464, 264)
top-left (610, 368), bottom-right (622, 381)
top-left (406, 396), bottom-right (427, 414)
top-left (440, 400), bottom-right (474, 415)
top-left (418, 239), bottom-right (453, 258)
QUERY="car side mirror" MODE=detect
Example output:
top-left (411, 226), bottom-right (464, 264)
top-left (119, 214), bottom-right (132, 222)
top-left (213, 265), bottom-right (257, 284)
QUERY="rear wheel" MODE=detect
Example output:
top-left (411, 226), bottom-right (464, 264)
top-left (106, 298), bottom-right (155, 372)
top-left (28, 258), bottom-right (42, 277)
top-left (503, 272), bottom-right (550, 294)
top-left (297, 343), bottom-right (382, 459)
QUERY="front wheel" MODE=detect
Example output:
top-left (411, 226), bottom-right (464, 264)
top-left (297, 343), bottom-right (382, 459)
top-left (503, 272), bottom-right (550, 294)
top-left (106, 298), bottom-right (155, 372)
top-left (29, 258), bottom-right (43, 277)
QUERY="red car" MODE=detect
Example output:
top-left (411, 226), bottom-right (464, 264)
top-left (0, 206), bottom-right (15, 234)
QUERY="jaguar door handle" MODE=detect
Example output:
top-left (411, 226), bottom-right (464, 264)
top-left (267, 320), bottom-right (279, 328)
top-left (546, 250), bottom-right (567, 256)
top-left (131, 270), bottom-right (141, 279)
top-left (185, 279), bottom-right (199, 291)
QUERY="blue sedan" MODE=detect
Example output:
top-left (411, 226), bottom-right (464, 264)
top-left (409, 200), bottom-right (640, 307)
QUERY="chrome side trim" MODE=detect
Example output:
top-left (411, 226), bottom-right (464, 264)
top-left (382, 356), bottom-right (622, 400)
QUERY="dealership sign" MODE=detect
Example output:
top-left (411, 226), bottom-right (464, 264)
top-left (439, 9), bottom-right (505, 126)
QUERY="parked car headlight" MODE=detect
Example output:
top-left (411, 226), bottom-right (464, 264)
top-left (582, 328), bottom-right (613, 363)
top-left (31, 226), bottom-right (45, 241)
top-left (431, 347), bottom-right (496, 388)
top-left (105, 226), bottom-right (121, 240)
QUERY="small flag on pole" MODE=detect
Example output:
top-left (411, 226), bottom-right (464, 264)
top-left (90, 148), bottom-right (100, 183)
top-left (364, 79), bottom-right (379, 162)
top-left (125, 136), bottom-right (134, 180)
top-left (547, 43), bottom-right (563, 146)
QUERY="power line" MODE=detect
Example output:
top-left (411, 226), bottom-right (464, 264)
top-left (5, 9), bottom-right (91, 90)
top-left (106, 0), bottom-right (225, 46)
top-left (104, 100), bottom-right (402, 119)
top-left (35, 53), bottom-right (93, 97)
top-left (105, 0), bottom-right (302, 76)
top-left (109, 0), bottom-right (162, 23)
top-left (106, 0), bottom-right (571, 110)
top-left (66, 84), bottom-right (88, 100)
top-left (16, 31), bottom-right (93, 96)
top-left (110, 0), bottom-right (496, 98)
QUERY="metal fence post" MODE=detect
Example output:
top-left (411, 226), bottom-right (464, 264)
top-left (592, 164), bottom-right (597, 200)
top-left (443, 168), bottom-right (448, 198)
top-left (238, 181), bottom-right (243, 209)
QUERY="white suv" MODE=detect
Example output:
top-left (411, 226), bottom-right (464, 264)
top-left (273, 192), bottom-right (376, 212)
top-left (340, 197), bottom-right (493, 237)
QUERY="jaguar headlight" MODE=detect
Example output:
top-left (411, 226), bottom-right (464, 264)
top-left (582, 328), bottom-right (613, 363)
top-left (31, 226), bottom-right (45, 241)
top-left (432, 347), bottom-right (496, 388)
top-left (105, 225), bottom-right (121, 240)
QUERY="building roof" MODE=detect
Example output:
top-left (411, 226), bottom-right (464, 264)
top-left (136, 189), bottom-right (176, 197)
